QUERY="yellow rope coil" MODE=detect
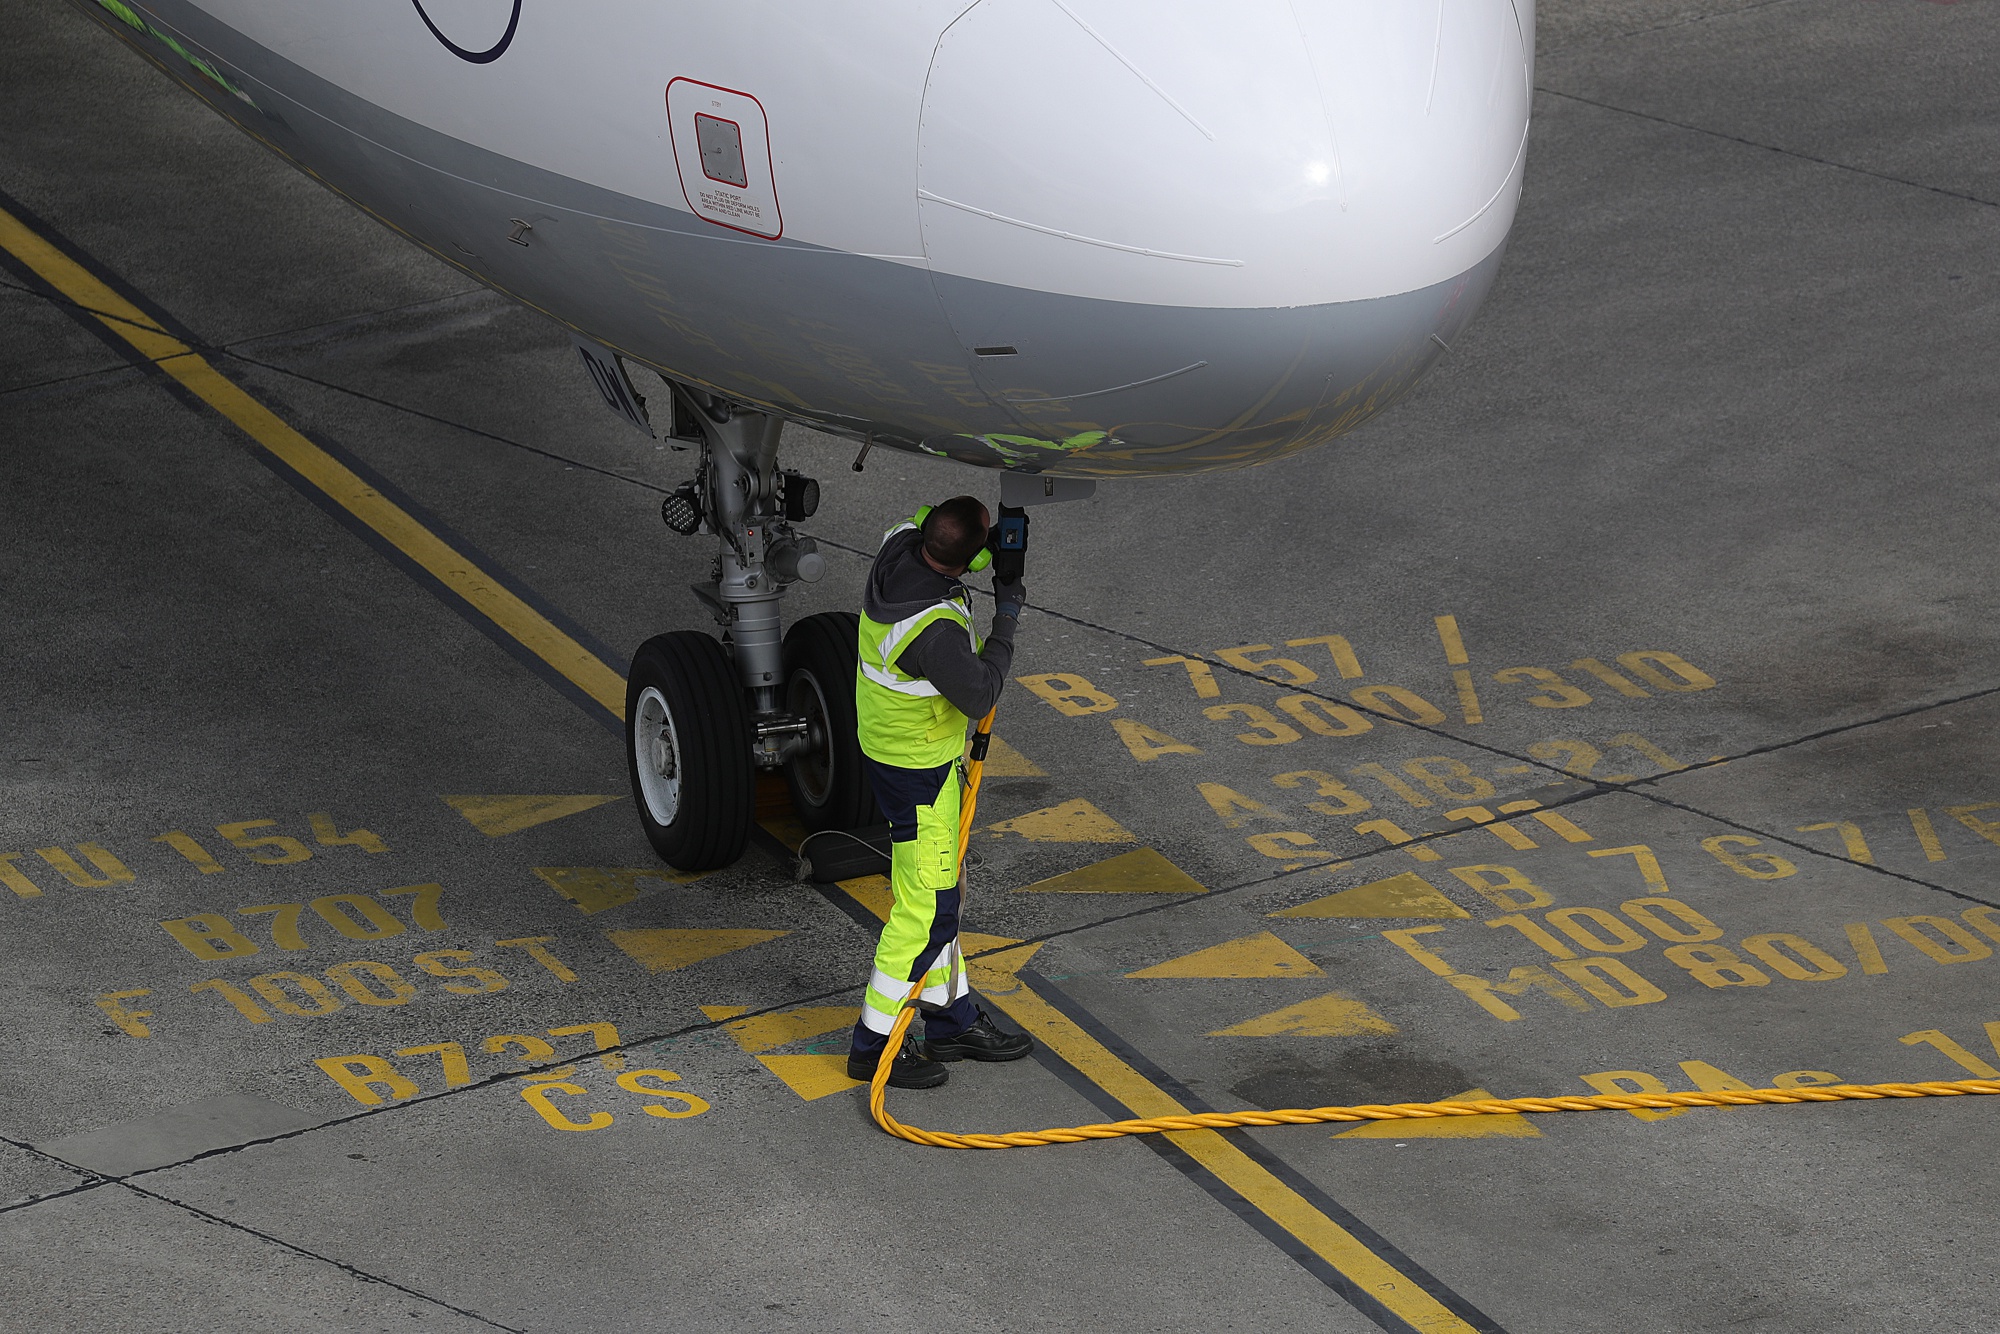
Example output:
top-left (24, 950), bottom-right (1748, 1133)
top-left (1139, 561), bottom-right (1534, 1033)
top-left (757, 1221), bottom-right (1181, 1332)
top-left (867, 1000), bottom-right (2000, 1149)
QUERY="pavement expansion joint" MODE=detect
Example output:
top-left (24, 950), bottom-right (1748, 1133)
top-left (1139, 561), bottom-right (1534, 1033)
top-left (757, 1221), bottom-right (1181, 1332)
top-left (218, 344), bottom-right (674, 494)
top-left (0, 262), bottom-right (669, 498)
top-left (1630, 788), bottom-right (2000, 911)
top-left (0, 1179), bottom-right (111, 1218)
top-left (0, 1127), bottom-right (109, 1215)
top-left (116, 1181), bottom-right (529, 1333)
top-left (0, 359), bottom-right (148, 399)
top-left (216, 285), bottom-right (491, 356)
top-left (1535, 85), bottom-right (2000, 211)
top-left (1532, 0), bottom-right (1802, 59)
top-left (938, 664), bottom-right (2000, 936)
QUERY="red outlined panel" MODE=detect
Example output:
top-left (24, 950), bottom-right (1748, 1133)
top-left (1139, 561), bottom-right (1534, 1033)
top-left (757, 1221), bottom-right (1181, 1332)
top-left (666, 78), bottom-right (782, 240)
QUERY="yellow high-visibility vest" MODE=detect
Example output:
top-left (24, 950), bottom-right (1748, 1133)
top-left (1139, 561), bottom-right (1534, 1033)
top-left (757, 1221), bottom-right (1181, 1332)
top-left (854, 519), bottom-right (981, 768)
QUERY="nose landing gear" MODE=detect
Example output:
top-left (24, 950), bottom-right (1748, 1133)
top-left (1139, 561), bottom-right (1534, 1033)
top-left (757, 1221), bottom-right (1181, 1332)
top-left (625, 384), bottom-right (877, 871)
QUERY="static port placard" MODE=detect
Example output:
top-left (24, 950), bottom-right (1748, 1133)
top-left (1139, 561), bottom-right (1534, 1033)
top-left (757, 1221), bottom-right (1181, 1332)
top-left (667, 79), bottom-right (781, 239)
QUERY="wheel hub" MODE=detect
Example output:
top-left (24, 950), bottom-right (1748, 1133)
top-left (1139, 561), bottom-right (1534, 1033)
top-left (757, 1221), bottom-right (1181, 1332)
top-left (785, 669), bottom-right (836, 806)
top-left (633, 686), bottom-right (683, 824)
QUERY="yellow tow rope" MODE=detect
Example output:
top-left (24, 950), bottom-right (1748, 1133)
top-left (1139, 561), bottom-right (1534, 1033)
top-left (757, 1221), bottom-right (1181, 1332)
top-left (865, 711), bottom-right (2000, 1147)
top-left (870, 1052), bottom-right (2000, 1149)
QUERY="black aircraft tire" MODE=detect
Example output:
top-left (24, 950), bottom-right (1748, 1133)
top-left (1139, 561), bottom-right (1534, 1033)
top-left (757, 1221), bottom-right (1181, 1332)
top-left (626, 631), bottom-right (754, 871)
top-left (781, 612), bottom-right (881, 832)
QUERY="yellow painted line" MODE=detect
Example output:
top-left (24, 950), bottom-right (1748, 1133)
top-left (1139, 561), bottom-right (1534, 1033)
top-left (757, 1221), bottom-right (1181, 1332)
top-left (0, 202), bottom-right (628, 720)
top-left (845, 884), bottom-right (1475, 1334)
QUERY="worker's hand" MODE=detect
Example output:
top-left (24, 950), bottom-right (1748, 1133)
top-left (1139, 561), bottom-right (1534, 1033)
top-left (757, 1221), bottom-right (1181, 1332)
top-left (993, 576), bottom-right (1026, 620)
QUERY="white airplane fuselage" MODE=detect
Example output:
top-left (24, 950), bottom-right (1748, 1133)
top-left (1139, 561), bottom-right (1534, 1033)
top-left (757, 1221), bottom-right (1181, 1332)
top-left (77, 0), bottom-right (1534, 478)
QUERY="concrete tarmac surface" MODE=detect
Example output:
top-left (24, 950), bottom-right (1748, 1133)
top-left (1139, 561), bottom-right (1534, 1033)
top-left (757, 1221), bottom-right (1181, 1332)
top-left (4, 0), bottom-right (1998, 1330)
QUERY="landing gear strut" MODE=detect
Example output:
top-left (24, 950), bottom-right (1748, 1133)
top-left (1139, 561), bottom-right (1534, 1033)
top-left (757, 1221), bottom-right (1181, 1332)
top-left (625, 385), bottom-right (877, 871)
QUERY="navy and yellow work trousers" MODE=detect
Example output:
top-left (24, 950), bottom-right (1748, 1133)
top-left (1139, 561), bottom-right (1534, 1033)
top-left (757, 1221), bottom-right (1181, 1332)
top-left (850, 756), bottom-right (979, 1057)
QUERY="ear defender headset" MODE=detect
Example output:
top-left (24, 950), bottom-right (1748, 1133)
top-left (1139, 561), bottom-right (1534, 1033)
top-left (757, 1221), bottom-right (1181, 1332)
top-left (913, 503), bottom-right (993, 571)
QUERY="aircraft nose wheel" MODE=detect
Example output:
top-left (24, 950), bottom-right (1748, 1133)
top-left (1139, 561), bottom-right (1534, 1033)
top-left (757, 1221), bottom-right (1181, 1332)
top-left (781, 612), bottom-right (880, 832)
top-left (625, 631), bottom-right (754, 870)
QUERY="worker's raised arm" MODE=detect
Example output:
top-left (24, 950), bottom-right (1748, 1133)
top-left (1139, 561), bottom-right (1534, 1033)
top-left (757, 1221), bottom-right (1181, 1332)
top-left (898, 595), bottom-right (1019, 721)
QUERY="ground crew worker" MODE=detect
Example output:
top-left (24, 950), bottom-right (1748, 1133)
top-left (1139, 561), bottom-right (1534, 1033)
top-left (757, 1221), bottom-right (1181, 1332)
top-left (846, 495), bottom-right (1035, 1088)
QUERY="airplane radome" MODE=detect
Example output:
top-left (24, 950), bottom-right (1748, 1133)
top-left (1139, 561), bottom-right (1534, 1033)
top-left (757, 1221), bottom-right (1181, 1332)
top-left (79, 0), bottom-right (1531, 475)
top-left (76, 0), bottom-right (1534, 867)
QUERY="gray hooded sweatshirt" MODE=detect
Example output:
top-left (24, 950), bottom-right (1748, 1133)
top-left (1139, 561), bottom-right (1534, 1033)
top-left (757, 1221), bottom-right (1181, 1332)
top-left (863, 528), bottom-right (1016, 723)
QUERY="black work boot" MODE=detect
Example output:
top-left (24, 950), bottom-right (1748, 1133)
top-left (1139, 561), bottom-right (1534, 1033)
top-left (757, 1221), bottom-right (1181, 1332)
top-left (923, 1007), bottom-right (1034, 1062)
top-left (847, 1034), bottom-right (949, 1089)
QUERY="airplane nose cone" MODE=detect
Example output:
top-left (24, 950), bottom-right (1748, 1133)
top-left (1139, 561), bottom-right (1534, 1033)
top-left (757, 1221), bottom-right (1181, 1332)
top-left (917, 0), bottom-right (1532, 310)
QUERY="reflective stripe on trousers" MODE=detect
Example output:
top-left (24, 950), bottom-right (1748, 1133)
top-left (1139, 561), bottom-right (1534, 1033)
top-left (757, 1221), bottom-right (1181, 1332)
top-left (852, 756), bottom-right (978, 1053)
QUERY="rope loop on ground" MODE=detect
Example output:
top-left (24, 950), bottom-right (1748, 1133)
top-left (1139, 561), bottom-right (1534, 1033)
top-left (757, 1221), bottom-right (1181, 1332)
top-left (865, 998), bottom-right (2000, 1149)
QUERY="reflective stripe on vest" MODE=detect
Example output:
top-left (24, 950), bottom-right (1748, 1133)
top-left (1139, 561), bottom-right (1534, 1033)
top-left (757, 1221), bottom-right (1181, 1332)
top-left (857, 596), bottom-right (976, 693)
top-left (855, 585), bottom-right (982, 768)
top-left (859, 598), bottom-right (976, 696)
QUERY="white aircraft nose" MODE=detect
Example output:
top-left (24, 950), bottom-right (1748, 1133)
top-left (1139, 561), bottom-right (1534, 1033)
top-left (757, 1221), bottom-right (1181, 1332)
top-left (917, 0), bottom-right (1532, 311)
